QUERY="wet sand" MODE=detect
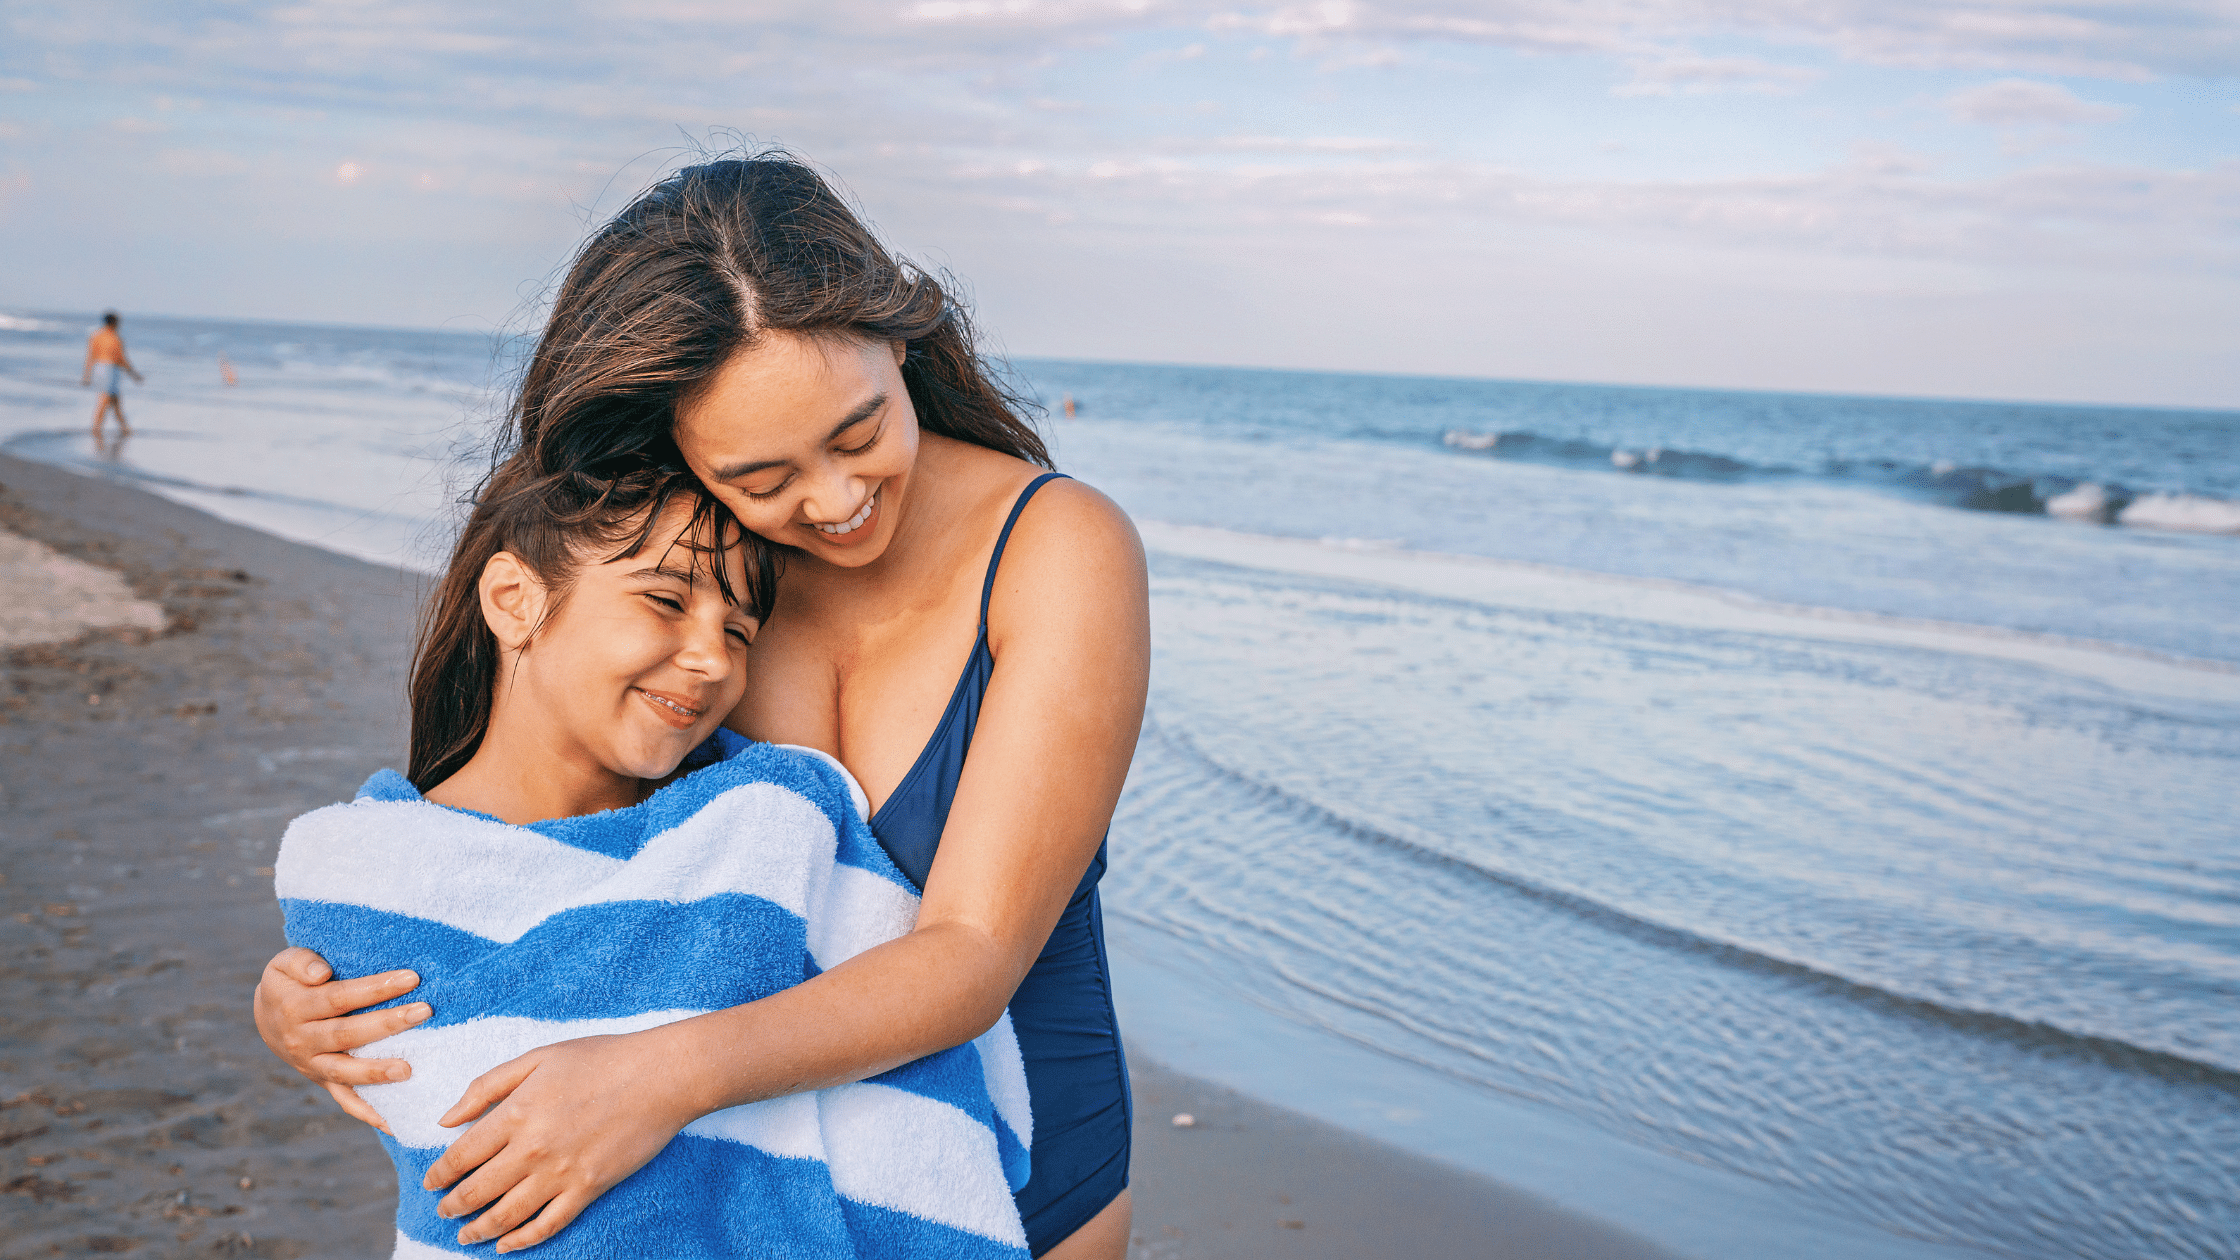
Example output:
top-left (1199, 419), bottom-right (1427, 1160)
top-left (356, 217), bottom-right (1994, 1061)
top-left (1126, 1062), bottom-right (1675, 1260)
top-left (0, 452), bottom-right (1672, 1259)
top-left (1, 452), bottom-right (415, 1257)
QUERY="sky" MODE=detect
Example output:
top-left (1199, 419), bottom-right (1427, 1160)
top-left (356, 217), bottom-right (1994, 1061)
top-left (2, 1), bottom-right (2236, 408)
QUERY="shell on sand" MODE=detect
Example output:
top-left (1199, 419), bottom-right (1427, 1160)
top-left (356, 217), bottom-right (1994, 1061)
top-left (0, 526), bottom-right (165, 647)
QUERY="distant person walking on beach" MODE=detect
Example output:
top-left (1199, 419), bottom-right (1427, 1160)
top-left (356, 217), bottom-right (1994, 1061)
top-left (82, 312), bottom-right (143, 440)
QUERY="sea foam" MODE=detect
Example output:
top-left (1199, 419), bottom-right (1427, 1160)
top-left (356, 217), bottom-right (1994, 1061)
top-left (2117, 491), bottom-right (2240, 534)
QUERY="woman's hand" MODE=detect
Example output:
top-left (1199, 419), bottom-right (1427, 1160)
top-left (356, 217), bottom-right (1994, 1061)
top-left (252, 947), bottom-right (431, 1133)
top-left (422, 1031), bottom-right (703, 1253)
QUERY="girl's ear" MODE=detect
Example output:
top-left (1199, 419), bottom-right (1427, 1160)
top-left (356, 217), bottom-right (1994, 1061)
top-left (478, 551), bottom-right (548, 653)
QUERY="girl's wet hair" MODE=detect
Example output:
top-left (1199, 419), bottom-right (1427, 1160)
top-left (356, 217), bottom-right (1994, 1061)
top-left (509, 148), bottom-right (1050, 486)
top-left (406, 456), bottom-right (775, 791)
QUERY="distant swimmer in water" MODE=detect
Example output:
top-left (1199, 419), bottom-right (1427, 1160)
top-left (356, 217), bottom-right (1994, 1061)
top-left (82, 311), bottom-right (144, 441)
top-left (1062, 393), bottom-right (1077, 418)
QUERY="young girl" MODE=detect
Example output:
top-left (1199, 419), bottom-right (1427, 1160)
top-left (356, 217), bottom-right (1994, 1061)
top-left (273, 457), bottom-right (1031, 1257)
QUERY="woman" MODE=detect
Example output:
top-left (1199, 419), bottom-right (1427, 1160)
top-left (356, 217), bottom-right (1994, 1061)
top-left (254, 154), bottom-right (1149, 1258)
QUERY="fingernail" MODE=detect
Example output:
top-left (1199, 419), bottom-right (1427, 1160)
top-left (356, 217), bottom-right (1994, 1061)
top-left (385, 1064), bottom-right (409, 1082)
top-left (309, 965), bottom-right (331, 982)
top-left (406, 1003), bottom-right (432, 1021)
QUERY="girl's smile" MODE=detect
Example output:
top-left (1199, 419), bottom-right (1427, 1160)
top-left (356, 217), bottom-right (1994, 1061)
top-left (634, 686), bottom-right (709, 728)
top-left (425, 496), bottom-right (762, 824)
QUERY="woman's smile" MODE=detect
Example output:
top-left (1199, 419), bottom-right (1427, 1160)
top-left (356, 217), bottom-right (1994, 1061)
top-left (634, 686), bottom-right (707, 729)
top-left (808, 486), bottom-right (880, 545)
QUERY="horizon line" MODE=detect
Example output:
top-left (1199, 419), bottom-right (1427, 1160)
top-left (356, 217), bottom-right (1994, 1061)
top-left (6, 303), bottom-right (2235, 419)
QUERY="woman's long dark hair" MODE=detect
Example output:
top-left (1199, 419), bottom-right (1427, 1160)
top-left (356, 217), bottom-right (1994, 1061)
top-left (412, 149), bottom-right (1019, 791)
top-left (405, 459), bottom-right (776, 791)
top-left (512, 150), bottom-right (1050, 486)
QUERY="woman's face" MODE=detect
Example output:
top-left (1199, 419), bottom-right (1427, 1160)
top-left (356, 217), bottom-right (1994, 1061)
top-left (672, 333), bottom-right (920, 569)
top-left (499, 502), bottom-right (758, 782)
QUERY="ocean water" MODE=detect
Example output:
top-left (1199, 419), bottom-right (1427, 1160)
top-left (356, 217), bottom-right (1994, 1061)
top-left (5, 312), bottom-right (2237, 1260)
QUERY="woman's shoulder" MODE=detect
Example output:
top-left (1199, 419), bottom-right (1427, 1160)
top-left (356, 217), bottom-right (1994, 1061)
top-left (1016, 467), bottom-right (1131, 530)
top-left (985, 473), bottom-right (1147, 632)
top-left (929, 435), bottom-right (1139, 545)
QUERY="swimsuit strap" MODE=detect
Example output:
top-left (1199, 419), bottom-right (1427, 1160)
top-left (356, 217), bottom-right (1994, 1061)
top-left (979, 472), bottom-right (1071, 626)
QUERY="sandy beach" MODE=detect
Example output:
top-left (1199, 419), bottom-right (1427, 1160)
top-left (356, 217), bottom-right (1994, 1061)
top-left (0, 452), bottom-right (1671, 1259)
top-left (1, 451), bottom-right (414, 1257)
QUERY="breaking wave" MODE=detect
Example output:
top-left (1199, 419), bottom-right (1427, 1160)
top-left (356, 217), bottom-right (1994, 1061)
top-left (1442, 428), bottom-right (2240, 533)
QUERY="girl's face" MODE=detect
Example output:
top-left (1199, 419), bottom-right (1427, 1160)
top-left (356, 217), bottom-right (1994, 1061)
top-left (493, 504), bottom-right (758, 783)
top-left (672, 333), bottom-right (919, 569)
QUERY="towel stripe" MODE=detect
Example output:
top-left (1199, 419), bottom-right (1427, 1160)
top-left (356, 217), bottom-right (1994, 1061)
top-left (358, 1010), bottom-right (1027, 1187)
top-left (363, 1017), bottom-right (1024, 1247)
top-left (284, 738), bottom-right (1030, 1258)
top-left (283, 899), bottom-right (807, 1026)
top-left (282, 803), bottom-right (920, 977)
top-left (822, 1083), bottom-right (1029, 1247)
top-left (279, 784), bottom-right (832, 936)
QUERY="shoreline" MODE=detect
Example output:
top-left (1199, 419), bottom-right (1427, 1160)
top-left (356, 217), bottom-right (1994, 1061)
top-left (0, 452), bottom-right (1674, 1258)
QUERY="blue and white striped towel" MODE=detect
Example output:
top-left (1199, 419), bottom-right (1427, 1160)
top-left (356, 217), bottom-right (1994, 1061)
top-left (275, 730), bottom-right (1032, 1259)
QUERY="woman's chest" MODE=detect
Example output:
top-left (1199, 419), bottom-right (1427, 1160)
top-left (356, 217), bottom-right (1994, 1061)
top-left (736, 580), bottom-right (986, 814)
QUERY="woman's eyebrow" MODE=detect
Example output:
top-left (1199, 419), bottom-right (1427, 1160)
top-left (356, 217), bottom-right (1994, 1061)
top-left (707, 392), bottom-right (887, 481)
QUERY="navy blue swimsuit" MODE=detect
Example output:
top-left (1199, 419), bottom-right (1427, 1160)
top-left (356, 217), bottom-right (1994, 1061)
top-left (868, 472), bottom-right (1133, 1254)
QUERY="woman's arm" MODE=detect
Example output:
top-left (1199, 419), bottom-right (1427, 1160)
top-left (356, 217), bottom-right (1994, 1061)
top-left (407, 483), bottom-right (1151, 1251)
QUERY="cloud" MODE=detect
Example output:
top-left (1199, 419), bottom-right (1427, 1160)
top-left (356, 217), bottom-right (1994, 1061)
top-left (1945, 78), bottom-right (2129, 126)
top-left (9, 4), bottom-right (2213, 270)
top-left (10, 2), bottom-right (2224, 146)
top-left (1160, 134), bottom-right (1425, 153)
top-left (2, 0), bottom-right (2228, 406)
top-left (897, 0), bottom-right (1164, 29)
top-left (1203, 1), bottom-right (2240, 81)
top-left (266, 3), bottom-right (517, 55)
top-left (978, 147), bottom-right (2239, 275)
top-left (1613, 54), bottom-right (1822, 97)
top-left (1208, 1), bottom-right (1369, 40)
top-left (158, 148), bottom-right (251, 177)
